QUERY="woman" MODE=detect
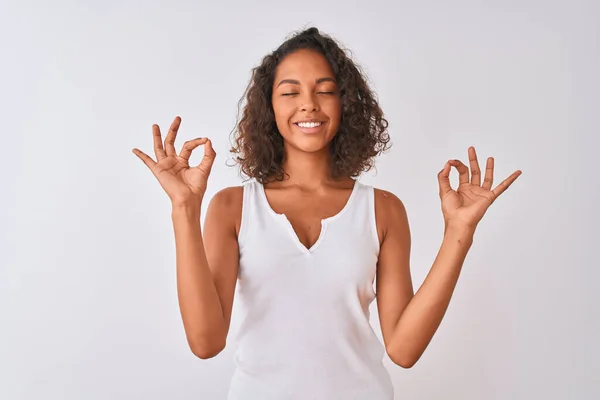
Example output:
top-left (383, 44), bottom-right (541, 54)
top-left (132, 27), bottom-right (521, 399)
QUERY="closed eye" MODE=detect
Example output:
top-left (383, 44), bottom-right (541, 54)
top-left (282, 92), bottom-right (335, 96)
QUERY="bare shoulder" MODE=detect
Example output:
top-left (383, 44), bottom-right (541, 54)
top-left (373, 187), bottom-right (409, 243)
top-left (206, 185), bottom-right (244, 237)
top-left (209, 185), bottom-right (244, 209)
top-left (210, 185), bottom-right (244, 204)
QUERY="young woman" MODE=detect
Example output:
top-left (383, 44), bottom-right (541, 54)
top-left (132, 27), bottom-right (521, 399)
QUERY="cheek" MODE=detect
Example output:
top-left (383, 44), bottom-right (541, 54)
top-left (272, 103), bottom-right (293, 135)
top-left (325, 98), bottom-right (342, 124)
top-left (323, 94), bottom-right (341, 111)
top-left (272, 101), bottom-right (292, 123)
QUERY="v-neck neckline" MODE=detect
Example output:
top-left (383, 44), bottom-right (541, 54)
top-left (258, 179), bottom-right (360, 255)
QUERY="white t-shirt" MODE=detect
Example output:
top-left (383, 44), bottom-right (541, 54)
top-left (227, 178), bottom-right (394, 400)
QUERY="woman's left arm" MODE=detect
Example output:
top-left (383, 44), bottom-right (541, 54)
top-left (377, 146), bottom-right (522, 368)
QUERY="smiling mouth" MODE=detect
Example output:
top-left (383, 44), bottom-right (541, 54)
top-left (293, 121), bottom-right (326, 134)
top-left (294, 121), bottom-right (324, 128)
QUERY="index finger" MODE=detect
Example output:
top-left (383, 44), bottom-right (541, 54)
top-left (448, 159), bottom-right (470, 186)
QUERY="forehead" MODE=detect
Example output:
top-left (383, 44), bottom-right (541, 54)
top-left (274, 49), bottom-right (335, 81)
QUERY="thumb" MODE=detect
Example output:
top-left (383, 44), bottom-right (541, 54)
top-left (195, 138), bottom-right (217, 178)
top-left (438, 161), bottom-right (452, 199)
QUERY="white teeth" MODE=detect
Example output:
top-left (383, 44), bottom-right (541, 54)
top-left (297, 122), bottom-right (322, 128)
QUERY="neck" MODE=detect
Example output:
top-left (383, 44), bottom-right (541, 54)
top-left (277, 144), bottom-right (345, 189)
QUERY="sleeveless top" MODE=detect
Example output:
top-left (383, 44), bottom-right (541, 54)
top-left (227, 178), bottom-right (394, 400)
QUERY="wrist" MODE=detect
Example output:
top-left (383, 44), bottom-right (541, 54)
top-left (444, 221), bottom-right (476, 241)
top-left (171, 201), bottom-right (202, 219)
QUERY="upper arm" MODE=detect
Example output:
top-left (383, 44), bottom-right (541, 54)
top-left (202, 186), bottom-right (242, 337)
top-left (374, 188), bottom-right (414, 352)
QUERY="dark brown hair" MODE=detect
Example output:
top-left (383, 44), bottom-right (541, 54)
top-left (229, 27), bottom-right (391, 184)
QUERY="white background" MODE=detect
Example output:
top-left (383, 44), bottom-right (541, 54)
top-left (1, 0), bottom-right (598, 399)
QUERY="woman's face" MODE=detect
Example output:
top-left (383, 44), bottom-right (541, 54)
top-left (271, 49), bottom-right (342, 153)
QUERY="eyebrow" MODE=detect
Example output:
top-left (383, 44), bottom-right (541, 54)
top-left (276, 77), bottom-right (337, 88)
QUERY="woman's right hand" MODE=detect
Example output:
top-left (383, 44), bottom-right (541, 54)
top-left (132, 116), bottom-right (216, 206)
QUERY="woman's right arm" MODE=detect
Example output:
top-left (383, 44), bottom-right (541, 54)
top-left (132, 116), bottom-right (239, 360)
top-left (171, 188), bottom-right (240, 359)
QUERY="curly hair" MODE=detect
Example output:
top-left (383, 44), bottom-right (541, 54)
top-left (229, 27), bottom-right (391, 184)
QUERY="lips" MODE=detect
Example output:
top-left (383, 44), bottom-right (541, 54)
top-left (294, 121), bottom-right (324, 127)
top-left (293, 121), bottom-right (326, 134)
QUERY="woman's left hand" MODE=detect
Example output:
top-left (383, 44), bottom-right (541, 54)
top-left (438, 146), bottom-right (522, 231)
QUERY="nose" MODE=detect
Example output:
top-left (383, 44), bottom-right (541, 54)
top-left (299, 92), bottom-right (319, 112)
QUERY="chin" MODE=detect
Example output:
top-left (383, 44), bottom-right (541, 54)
top-left (285, 136), bottom-right (333, 154)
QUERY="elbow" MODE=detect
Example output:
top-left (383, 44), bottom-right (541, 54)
top-left (191, 345), bottom-right (224, 360)
top-left (386, 345), bottom-right (419, 369)
top-left (396, 357), bottom-right (417, 369)
top-left (189, 337), bottom-right (226, 360)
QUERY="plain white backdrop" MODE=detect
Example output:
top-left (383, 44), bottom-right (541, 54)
top-left (1, 0), bottom-right (598, 399)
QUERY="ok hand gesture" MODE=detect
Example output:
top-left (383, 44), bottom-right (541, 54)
top-left (132, 116), bottom-right (216, 206)
top-left (438, 146), bottom-right (522, 231)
